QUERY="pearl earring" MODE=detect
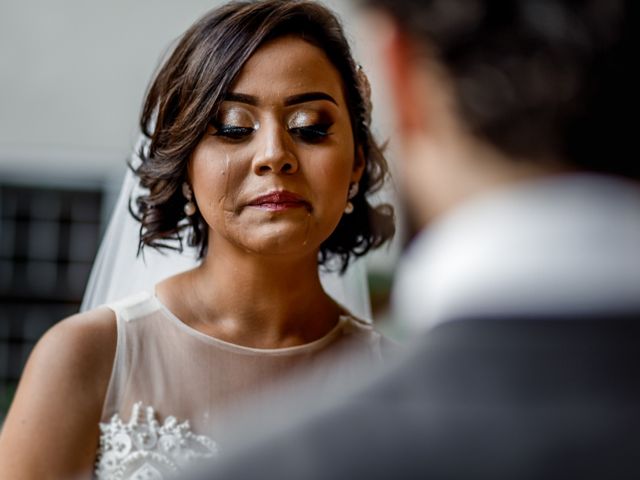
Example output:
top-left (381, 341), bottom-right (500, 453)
top-left (182, 182), bottom-right (197, 217)
top-left (344, 182), bottom-right (359, 214)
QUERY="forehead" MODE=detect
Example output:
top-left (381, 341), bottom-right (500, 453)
top-left (230, 35), bottom-right (346, 104)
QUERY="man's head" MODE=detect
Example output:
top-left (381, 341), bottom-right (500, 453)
top-left (363, 0), bottom-right (632, 227)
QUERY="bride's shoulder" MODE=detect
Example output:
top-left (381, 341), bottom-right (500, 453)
top-left (52, 306), bottom-right (117, 343)
top-left (0, 307), bottom-right (118, 476)
top-left (26, 307), bottom-right (118, 392)
top-left (43, 306), bottom-right (117, 368)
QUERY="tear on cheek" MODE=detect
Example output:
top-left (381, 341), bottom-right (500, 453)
top-left (302, 214), bottom-right (311, 247)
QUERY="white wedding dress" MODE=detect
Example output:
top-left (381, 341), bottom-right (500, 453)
top-left (93, 292), bottom-right (383, 479)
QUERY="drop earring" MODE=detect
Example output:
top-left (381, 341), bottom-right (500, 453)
top-left (344, 182), bottom-right (359, 214)
top-left (182, 182), bottom-right (197, 217)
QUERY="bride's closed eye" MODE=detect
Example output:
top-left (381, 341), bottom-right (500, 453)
top-left (211, 106), bottom-right (256, 140)
top-left (287, 110), bottom-right (334, 144)
top-left (212, 123), bottom-right (255, 140)
top-left (289, 123), bottom-right (332, 143)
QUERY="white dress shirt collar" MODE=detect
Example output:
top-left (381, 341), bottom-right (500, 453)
top-left (393, 173), bottom-right (640, 332)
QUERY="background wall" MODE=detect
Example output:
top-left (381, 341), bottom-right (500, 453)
top-left (1, 0), bottom-right (236, 181)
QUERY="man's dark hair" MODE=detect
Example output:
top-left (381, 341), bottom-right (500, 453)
top-left (364, 0), bottom-right (634, 178)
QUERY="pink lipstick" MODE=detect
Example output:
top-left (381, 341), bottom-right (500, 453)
top-left (248, 191), bottom-right (310, 211)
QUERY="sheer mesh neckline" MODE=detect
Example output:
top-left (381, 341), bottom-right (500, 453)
top-left (152, 294), bottom-right (352, 356)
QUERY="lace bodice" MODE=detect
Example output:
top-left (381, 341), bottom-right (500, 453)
top-left (94, 292), bottom-right (383, 479)
top-left (96, 402), bottom-right (217, 479)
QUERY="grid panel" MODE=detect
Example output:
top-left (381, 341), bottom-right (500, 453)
top-left (0, 184), bottom-right (103, 418)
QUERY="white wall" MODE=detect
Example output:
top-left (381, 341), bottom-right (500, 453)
top-left (0, 0), bottom-right (226, 181)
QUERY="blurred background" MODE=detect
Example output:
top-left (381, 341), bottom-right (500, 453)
top-left (0, 0), bottom-right (404, 419)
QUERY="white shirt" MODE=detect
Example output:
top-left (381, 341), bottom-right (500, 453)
top-left (393, 173), bottom-right (640, 332)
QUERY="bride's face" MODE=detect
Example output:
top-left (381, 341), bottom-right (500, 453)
top-left (188, 35), bottom-right (363, 259)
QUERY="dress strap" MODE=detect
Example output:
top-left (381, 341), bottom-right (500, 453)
top-left (106, 291), bottom-right (159, 323)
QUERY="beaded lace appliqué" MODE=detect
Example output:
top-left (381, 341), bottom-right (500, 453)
top-left (95, 402), bottom-right (218, 480)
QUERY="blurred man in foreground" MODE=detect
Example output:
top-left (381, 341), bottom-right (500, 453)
top-left (194, 0), bottom-right (639, 478)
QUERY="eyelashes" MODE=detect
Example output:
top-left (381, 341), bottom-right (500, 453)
top-left (211, 123), bottom-right (332, 143)
top-left (289, 124), bottom-right (331, 143)
top-left (212, 125), bottom-right (254, 140)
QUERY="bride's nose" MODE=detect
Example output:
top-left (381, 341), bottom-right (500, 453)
top-left (252, 123), bottom-right (299, 175)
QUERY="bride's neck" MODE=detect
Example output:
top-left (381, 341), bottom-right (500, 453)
top-left (199, 245), bottom-right (326, 311)
top-left (158, 242), bottom-right (341, 348)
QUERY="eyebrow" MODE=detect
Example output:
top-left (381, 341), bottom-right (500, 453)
top-left (284, 92), bottom-right (338, 106)
top-left (223, 91), bottom-right (338, 107)
top-left (224, 93), bottom-right (258, 105)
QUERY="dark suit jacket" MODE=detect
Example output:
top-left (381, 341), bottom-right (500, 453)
top-left (194, 315), bottom-right (640, 479)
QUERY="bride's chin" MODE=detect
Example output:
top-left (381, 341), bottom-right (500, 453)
top-left (239, 235), bottom-right (320, 257)
top-left (228, 227), bottom-right (322, 257)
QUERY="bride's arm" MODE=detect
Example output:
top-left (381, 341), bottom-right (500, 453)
top-left (0, 308), bottom-right (117, 479)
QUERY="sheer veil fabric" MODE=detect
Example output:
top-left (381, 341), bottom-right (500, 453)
top-left (81, 137), bottom-right (373, 320)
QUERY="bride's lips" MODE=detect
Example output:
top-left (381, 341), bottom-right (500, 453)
top-left (247, 191), bottom-right (311, 211)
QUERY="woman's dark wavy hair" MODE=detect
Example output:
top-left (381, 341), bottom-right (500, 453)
top-left (133, 0), bottom-right (394, 272)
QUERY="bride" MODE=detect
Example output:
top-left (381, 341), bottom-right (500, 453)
top-left (0, 1), bottom-right (394, 479)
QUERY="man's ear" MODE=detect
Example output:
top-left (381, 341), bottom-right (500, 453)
top-left (351, 145), bottom-right (366, 183)
top-left (379, 17), bottom-right (428, 135)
